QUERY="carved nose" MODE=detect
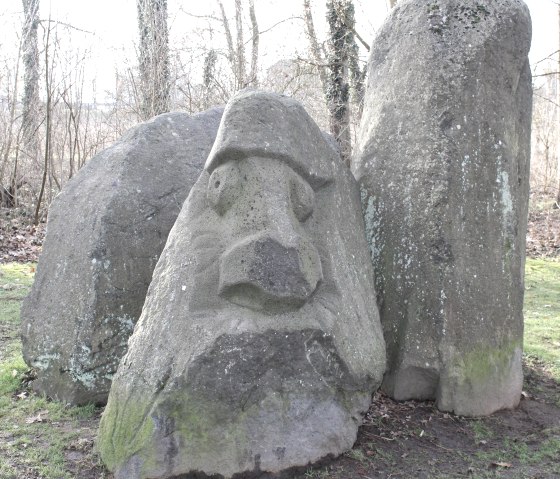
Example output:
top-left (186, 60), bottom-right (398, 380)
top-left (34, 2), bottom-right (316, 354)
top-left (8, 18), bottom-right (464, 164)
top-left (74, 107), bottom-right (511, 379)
top-left (218, 234), bottom-right (323, 313)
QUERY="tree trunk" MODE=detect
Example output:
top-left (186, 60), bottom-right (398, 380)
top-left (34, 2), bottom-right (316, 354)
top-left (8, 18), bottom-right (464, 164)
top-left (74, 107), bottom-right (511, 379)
top-left (216, 0), bottom-right (260, 93)
top-left (234, 0), bottom-right (246, 90)
top-left (325, 0), bottom-right (355, 166)
top-left (21, 0), bottom-right (41, 166)
top-left (0, 50), bottom-right (22, 208)
top-left (302, 0), bottom-right (328, 95)
top-left (303, 0), bottom-right (363, 167)
top-left (137, 0), bottom-right (170, 120)
top-left (248, 0), bottom-right (259, 87)
top-left (556, 2), bottom-right (560, 206)
top-left (35, 20), bottom-right (52, 226)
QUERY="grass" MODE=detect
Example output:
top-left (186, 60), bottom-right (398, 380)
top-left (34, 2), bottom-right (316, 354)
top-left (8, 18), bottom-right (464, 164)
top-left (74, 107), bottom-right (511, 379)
top-left (0, 263), bottom-right (105, 479)
top-left (471, 420), bottom-right (494, 443)
top-left (524, 258), bottom-right (560, 380)
top-left (0, 258), bottom-right (559, 478)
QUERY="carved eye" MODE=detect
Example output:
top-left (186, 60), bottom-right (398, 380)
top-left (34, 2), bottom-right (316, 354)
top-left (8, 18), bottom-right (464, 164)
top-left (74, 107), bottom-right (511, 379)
top-left (207, 163), bottom-right (241, 215)
top-left (290, 174), bottom-right (314, 222)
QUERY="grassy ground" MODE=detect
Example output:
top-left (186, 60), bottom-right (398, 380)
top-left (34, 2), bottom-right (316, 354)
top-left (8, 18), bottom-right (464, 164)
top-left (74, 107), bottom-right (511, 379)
top-left (524, 258), bottom-right (560, 381)
top-left (0, 259), bottom-right (558, 479)
top-left (0, 264), bottom-right (107, 479)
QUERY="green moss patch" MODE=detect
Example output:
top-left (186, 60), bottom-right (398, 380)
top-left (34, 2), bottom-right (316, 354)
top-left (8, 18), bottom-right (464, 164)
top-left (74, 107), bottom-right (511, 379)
top-left (449, 340), bottom-right (522, 388)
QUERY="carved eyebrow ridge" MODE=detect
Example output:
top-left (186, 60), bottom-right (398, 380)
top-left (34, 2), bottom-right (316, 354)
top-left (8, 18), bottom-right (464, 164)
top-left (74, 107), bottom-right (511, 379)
top-left (206, 146), bottom-right (331, 191)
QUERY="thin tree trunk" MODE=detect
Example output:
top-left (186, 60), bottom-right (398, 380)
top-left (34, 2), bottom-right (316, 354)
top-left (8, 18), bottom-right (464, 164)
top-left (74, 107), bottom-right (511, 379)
top-left (234, 0), bottom-right (246, 90)
top-left (137, 0), bottom-right (170, 120)
top-left (556, 2), bottom-right (560, 206)
top-left (21, 0), bottom-right (41, 166)
top-left (326, 0), bottom-right (352, 166)
top-left (217, 1), bottom-right (235, 67)
top-left (35, 21), bottom-right (52, 226)
top-left (248, 0), bottom-right (259, 86)
top-left (217, 0), bottom-right (238, 90)
top-left (302, 0), bottom-right (328, 96)
top-left (0, 47), bottom-right (22, 207)
top-left (302, 0), bottom-right (361, 167)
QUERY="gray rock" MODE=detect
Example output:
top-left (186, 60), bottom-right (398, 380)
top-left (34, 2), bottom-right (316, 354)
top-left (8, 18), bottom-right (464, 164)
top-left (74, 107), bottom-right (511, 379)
top-left (98, 90), bottom-right (386, 478)
top-left (353, 0), bottom-right (532, 416)
top-left (21, 108), bottom-right (223, 406)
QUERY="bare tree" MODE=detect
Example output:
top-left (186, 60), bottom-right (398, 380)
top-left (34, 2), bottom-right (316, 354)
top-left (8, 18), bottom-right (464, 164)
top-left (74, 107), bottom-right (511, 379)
top-left (532, 81), bottom-right (558, 194)
top-left (325, 0), bottom-right (352, 162)
top-left (556, 1), bottom-right (560, 206)
top-left (0, 51), bottom-right (23, 208)
top-left (0, 11), bottom-right (28, 208)
top-left (21, 0), bottom-right (41, 168)
top-left (217, 0), bottom-right (259, 91)
top-left (34, 19), bottom-right (51, 225)
top-left (248, 0), bottom-right (259, 86)
top-left (137, 0), bottom-right (170, 120)
top-left (303, 0), bottom-right (366, 166)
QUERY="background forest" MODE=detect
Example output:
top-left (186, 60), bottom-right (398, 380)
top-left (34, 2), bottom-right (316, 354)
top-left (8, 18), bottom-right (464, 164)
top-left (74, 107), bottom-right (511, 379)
top-left (0, 0), bottom-right (559, 227)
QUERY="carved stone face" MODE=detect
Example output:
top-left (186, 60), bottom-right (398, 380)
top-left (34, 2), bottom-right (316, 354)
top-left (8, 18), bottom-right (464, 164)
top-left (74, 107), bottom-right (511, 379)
top-left (208, 157), bottom-right (322, 313)
top-left (98, 91), bottom-right (386, 479)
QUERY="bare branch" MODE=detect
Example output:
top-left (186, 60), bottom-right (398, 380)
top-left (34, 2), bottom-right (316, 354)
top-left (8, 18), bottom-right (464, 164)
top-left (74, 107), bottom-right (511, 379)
top-left (533, 71), bottom-right (560, 78)
top-left (331, 1), bottom-right (370, 51)
top-left (177, 7), bottom-right (221, 23)
top-left (256, 16), bottom-right (302, 38)
top-left (533, 49), bottom-right (560, 67)
top-left (39, 19), bottom-right (94, 34)
top-left (533, 91), bottom-right (560, 108)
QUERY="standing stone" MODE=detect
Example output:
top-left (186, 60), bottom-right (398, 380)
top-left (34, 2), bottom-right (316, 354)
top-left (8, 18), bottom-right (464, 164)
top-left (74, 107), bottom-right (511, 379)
top-left (21, 108), bottom-right (223, 406)
top-left (353, 0), bottom-right (532, 416)
top-left (98, 90), bottom-right (386, 479)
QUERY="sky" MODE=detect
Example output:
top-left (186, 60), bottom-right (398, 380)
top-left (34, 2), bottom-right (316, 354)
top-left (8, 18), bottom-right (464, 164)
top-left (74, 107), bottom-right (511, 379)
top-left (30, 0), bottom-right (557, 60)
top-left (0, 0), bottom-right (558, 100)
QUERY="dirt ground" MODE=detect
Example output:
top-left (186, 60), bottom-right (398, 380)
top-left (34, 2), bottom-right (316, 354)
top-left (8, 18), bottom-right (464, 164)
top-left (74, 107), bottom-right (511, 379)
top-left (303, 358), bottom-right (560, 479)
top-left (4, 357), bottom-right (558, 479)
top-left (8, 358), bottom-right (558, 479)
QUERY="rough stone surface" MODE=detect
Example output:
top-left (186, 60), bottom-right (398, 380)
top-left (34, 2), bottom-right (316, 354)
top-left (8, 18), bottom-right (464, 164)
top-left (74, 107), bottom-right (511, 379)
top-left (21, 108), bottom-right (223, 406)
top-left (98, 90), bottom-right (386, 479)
top-left (352, 0), bottom-right (532, 416)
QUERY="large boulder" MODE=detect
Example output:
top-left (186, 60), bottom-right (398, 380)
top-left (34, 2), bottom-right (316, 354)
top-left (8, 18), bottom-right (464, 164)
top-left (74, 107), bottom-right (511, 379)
top-left (353, 0), bottom-right (532, 416)
top-left (21, 108), bottom-right (223, 406)
top-left (98, 90), bottom-right (386, 479)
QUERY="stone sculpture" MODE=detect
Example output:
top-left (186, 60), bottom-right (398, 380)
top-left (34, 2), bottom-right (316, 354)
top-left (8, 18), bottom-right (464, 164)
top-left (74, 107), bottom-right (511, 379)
top-left (21, 108), bottom-right (223, 406)
top-left (98, 90), bottom-right (386, 479)
top-left (353, 0), bottom-right (532, 416)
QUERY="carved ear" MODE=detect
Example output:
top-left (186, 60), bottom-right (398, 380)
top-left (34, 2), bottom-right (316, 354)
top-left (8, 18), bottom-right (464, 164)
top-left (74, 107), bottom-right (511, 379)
top-left (290, 173), bottom-right (314, 222)
top-left (207, 162), bottom-right (242, 215)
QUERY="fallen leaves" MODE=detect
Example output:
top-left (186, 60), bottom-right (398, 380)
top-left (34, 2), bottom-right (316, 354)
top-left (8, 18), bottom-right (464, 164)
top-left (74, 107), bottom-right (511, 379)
top-left (526, 205), bottom-right (560, 259)
top-left (0, 208), bottom-right (45, 263)
top-left (25, 410), bottom-right (49, 424)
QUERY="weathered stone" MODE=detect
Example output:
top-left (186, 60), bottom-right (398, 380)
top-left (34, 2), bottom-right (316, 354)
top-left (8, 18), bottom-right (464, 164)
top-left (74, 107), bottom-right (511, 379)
top-left (353, 0), bottom-right (532, 416)
top-left (21, 108), bottom-right (223, 406)
top-left (98, 90), bottom-right (386, 478)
